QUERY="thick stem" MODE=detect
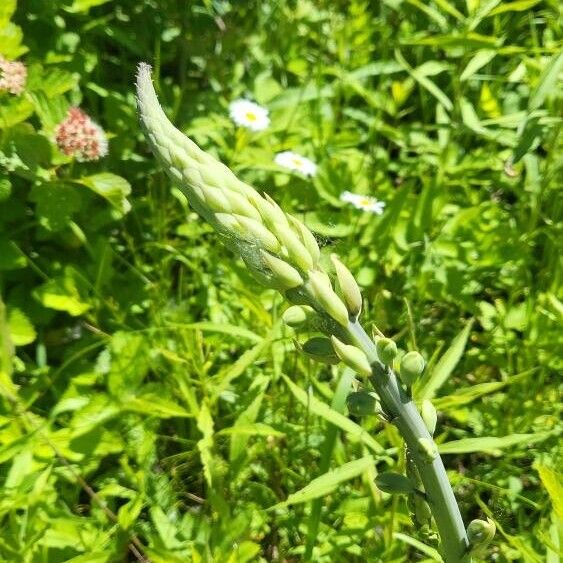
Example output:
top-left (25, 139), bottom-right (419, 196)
top-left (348, 321), bottom-right (470, 563)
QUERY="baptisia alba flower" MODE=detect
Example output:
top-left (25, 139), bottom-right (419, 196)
top-left (0, 56), bottom-right (27, 95)
top-left (274, 151), bottom-right (317, 177)
top-left (55, 107), bottom-right (108, 162)
top-left (340, 191), bottom-right (385, 215)
top-left (229, 99), bottom-right (270, 131)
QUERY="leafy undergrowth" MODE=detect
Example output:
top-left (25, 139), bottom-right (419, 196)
top-left (0, 1), bottom-right (561, 562)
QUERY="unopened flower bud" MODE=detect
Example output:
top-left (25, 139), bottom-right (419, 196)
top-left (376, 337), bottom-right (398, 366)
top-left (309, 271), bottom-right (350, 327)
top-left (260, 251), bottom-right (303, 290)
top-left (330, 254), bottom-right (362, 318)
top-left (421, 399), bottom-right (437, 435)
top-left (282, 305), bottom-right (314, 327)
top-left (331, 336), bottom-right (372, 377)
top-left (467, 518), bottom-right (496, 556)
top-left (289, 215), bottom-right (320, 266)
top-left (399, 351), bottom-right (425, 386)
top-left (273, 221), bottom-right (314, 272)
top-left (234, 214), bottom-right (281, 253)
top-left (417, 437), bottom-right (438, 462)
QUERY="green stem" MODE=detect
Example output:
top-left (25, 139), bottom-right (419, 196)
top-left (347, 321), bottom-right (470, 563)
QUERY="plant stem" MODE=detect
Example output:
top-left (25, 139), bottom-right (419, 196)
top-left (347, 321), bottom-right (470, 563)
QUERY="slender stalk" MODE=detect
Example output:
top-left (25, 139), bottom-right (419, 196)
top-left (348, 321), bottom-right (470, 563)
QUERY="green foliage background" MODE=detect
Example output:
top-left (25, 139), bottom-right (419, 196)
top-left (0, 0), bottom-right (561, 561)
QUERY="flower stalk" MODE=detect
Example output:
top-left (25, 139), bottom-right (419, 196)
top-left (136, 62), bottom-right (478, 562)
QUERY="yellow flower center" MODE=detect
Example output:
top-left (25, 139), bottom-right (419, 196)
top-left (292, 158), bottom-right (303, 168)
top-left (359, 198), bottom-right (372, 207)
top-left (245, 111), bottom-right (257, 122)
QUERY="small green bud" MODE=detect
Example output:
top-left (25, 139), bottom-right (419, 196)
top-left (301, 337), bottom-right (339, 365)
top-left (331, 336), bottom-right (372, 377)
top-left (375, 472), bottom-right (416, 495)
top-left (273, 221), bottom-right (314, 272)
top-left (282, 305), bottom-right (315, 327)
top-left (408, 493), bottom-right (432, 527)
top-left (399, 351), bottom-right (425, 386)
top-left (417, 437), bottom-right (438, 462)
top-left (467, 518), bottom-right (496, 556)
top-left (260, 251), bottom-right (303, 290)
top-left (375, 337), bottom-right (398, 366)
top-left (346, 391), bottom-right (379, 416)
top-left (421, 399), bottom-right (437, 435)
top-left (330, 254), bottom-right (362, 318)
top-left (309, 271), bottom-right (350, 327)
top-left (223, 189), bottom-right (263, 221)
top-left (233, 215), bottom-right (281, 253)
top-left (204, 185), bottom-right (232, 213)
top-left (214, 212), bottom-right (240, 234)
top-left (251, 193), bottom-right (290, 229)
top-left (289, 215), bottom-right (320, 266)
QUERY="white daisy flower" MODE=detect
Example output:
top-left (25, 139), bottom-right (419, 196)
top-left (229, 99), bottom-right (270, 131)
top-left (274, 151), bottom-right (317, 177)
top-left (340, 191), bottom-right (385, 215)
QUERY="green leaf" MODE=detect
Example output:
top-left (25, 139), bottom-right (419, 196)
top-left (217, 423), bottom-right (283, 437)
top-left (30, 182), bottom-right (83, 232)
top-left (417, 320), bottom-right (474, 400)
top-left (282, 375), bottom-right (384, 454)
top-left (271, 456), bottom-right (374, 509)
top-left (489, 0), bottom-right (542, 16)
top-left (107, 332), bottom-right (150, 396)
top-left (197, 403), bottom-right (215, 487)
top-left (0, 240), bottom-right (26, 270)
top-left (117, 495), bottom-right (145, 530)
top-left (438, 432), bottom-right (553, 455)
top-left (33, 267), bottom-right (91, 316)
top-left (534, 462), bottom-right (563, 521)
top-left (65, 0), bottom-right (113, 13)
top-left (375, 472), bottom-right (416, 494)
top-left (213, 334), bottom-right (273, 393)
top-left (460, 50), bottom-right (496, 81)
top-left (395, 49), bottom-right (453, 111)
top-left (76, 173), bottom-right (132, 215)
top-left (7, 308), bottom-right (36, 346)
top-left (125, 394), bottom-right (192, 418)
top-left (0, 22), bottom-right (27, 59)
top-left (528, 51), bottom-right (563, 111)
top-left (394, 532), bottom-right (444, 561)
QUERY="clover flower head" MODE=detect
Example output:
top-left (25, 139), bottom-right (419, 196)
top-left (0, 56), bottom-right (27, 95)
top-left (274, 151), bottom-right (317, 177)
top-left (229, 99), bottom-right (270, 131)
top-left (340, 191), bottom-right (385, 215)
top-left (55, 107), bottom-right (108, 162)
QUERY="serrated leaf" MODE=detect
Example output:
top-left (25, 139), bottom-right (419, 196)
top-left (33, 267), bottom-right (91, 316)
top-left (77, 173), bottom-right (131, 214)
top-left (30, 182), bottom-right (82, 231)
